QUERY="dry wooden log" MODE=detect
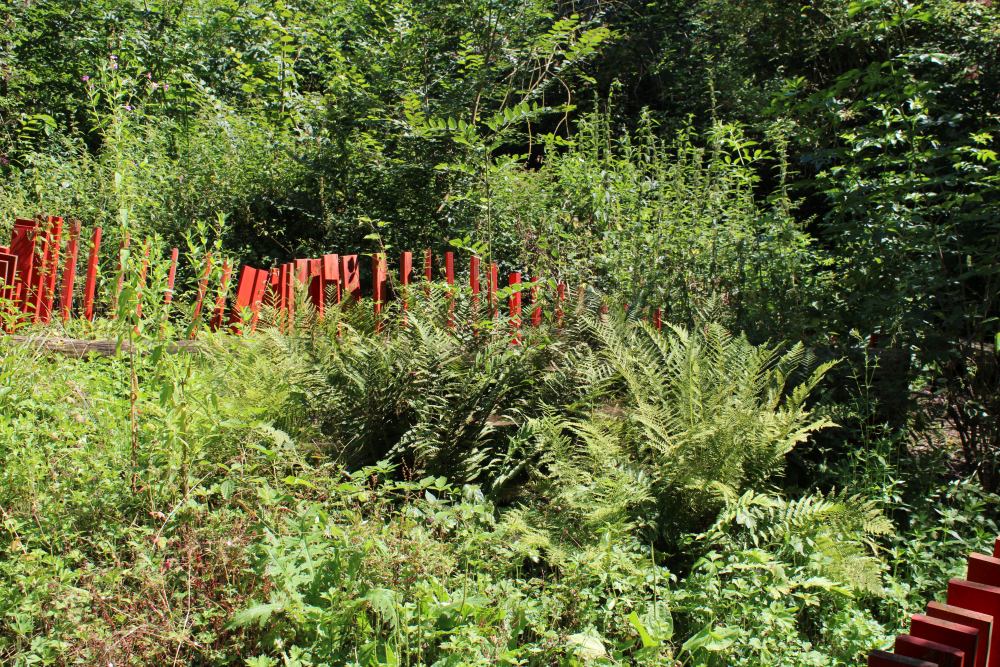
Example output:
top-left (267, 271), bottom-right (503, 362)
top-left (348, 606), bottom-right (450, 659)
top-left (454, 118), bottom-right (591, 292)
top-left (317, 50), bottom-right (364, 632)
top-left (3, 336), bottom-right (202, 357)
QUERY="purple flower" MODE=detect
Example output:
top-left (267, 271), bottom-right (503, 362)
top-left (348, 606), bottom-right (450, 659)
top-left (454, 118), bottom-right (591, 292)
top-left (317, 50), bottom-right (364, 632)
top-left (124, 104), bottom-right (133, 111)
top-left (81, 75), bottom-right (90, 82)
top-left (163, 83), bottom-right (169, 91)
top-left (0, 156), bottom-right (9, 166)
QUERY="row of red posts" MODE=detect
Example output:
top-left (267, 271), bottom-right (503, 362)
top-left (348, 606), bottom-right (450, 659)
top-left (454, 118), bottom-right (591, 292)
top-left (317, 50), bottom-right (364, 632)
top-left (2, 216), bottom-right (668, 338)
top-left (869, 536), bottom-right (1000, 667)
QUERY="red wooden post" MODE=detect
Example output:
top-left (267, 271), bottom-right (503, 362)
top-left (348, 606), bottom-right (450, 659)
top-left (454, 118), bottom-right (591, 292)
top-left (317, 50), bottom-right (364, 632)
top-left (134, 241), bottom-right (151, 320)
top-left (294, 258), bottom-right (309, 285)
top-left (400, 251), bottom-right (413, 311)
top-left (11, 218), bottom-right (39, 317)
top-left (59, 221), bottom-right (81, 323)
top-left (322, 254), bottom-right (341, 306)
top-left (895, 634), bottom-right (966, 667)
top-left (509, 272), bottom-right (522, 344)
top-left (470, 256), bottom-right (481, 316)
top-left (868, 650), bottom-right (937, 667)
top-left (308, 258), bottom-right (323, 318)
top-left (83, 227), bottom-right (102, 321)
top-left (530, 275), bottom-right (541, 327)
top-left (0, 252), bottom-right (17, 330)
top-left (249, 268), bottom-right (270, 331)
top-left (488, 262), bottom-right (499, 319)
top-left (556, 281), bottom-right (566, 327)
top-left (926, 602), bottom-right (993, 667)
top-left (994, 537), bottom-right (1000, 558)
top-left (372, 253), bottom-right (387, 324)
top-left (29, 218), bottom-right (52, 322)
top-left (40, 216), bottom-right (63, 323)
top-left (229, 265), bottom-right (258, 330)
top-left (910, 613), bottom-right (980, 667)
top-left (265, 268), bottom-right (279, 308)
top-left (189, 253), bottom-right (213, 338)
top-left (342, 255), bottom-right (361, 302)
top-left (210, 260), bottom-right (232, 330)
top-left (947, 578), bottom-right (1000, 667)
top-left (968, 553), bottom-right (1000, 588)
top-left (654, 308), bottom-right (662, 331)
top-left (164, 247), bottom-right (179, 305)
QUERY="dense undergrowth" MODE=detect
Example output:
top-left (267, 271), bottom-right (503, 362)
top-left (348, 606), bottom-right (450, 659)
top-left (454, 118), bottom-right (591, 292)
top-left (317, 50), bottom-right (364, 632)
top-left (1, 298), bottom-right (997, 665)
top-left (2, 0), bottom-right (999, 664)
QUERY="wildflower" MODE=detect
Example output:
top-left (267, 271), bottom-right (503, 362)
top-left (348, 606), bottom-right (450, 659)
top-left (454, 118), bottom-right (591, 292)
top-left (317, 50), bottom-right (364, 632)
top-left (81, 75), bottom-right (90, 82)
top-left (163, 83), bottom-right (169, 91)
top-left (124, 104), bottom-right (133, 111)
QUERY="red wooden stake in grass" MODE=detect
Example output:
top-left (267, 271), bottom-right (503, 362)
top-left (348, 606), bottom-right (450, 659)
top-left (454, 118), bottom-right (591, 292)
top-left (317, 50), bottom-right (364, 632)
top-left (59, 221), bottom-right (81, 323)
top-left (189, 253), bottom-right (213, 338)
top-left (470, 256), bottom-right (481, 318)
top-left (894, 634), bottom-right (966, 667)
top-left (400, 251), bottom-right (413, 312)
top-left (83, 227), bottom-right (102, 321)
top-left (30, 219), bottom-right (52, 323)
top-left (556, 282), bottom-right (566, 327)
top-left (342, 255), bottom-right (361, 302)
top-left (307, 258), bottom-right (323, 317)
top-left (947, 578), bottom-right (1000, 667)
top-left (164, 247), bottom-right (179, 305)
top-left (509, 272), bottom-right (522, 344)
top-left (322, 254), bottom-right (341, 308)
top-left (0, 252), bottom-right (17, 330)
top-left (229, 265), bottom-right (258, 330)
top-left (39, 216), bottom-right (63, 323)
top-left (654, 308), bottom-right (662, 331)
top-left (210, 260), bottom-right (232, 330)
top-left (925, 602), bottom-right (992, 667)
top-left (909, 613), bottom-right (981, 667)
top-left (373, 253), bottom-right (388, 327)
top-left (249, 269), bottom-right (270, 332)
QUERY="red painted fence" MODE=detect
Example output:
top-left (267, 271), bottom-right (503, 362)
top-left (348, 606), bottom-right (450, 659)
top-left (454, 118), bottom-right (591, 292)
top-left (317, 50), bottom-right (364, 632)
top-left (0, 215), bottom-right (672, 337)
top-left (868, 537), bottom-right (1000, 667)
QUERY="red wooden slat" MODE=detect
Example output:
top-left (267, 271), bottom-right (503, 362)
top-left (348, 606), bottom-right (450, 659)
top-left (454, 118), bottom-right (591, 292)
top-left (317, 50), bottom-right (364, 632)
top-left (11, 218), bottom-right (38, 316)
top-left (926, 602), bottom-right (992, 667)
top-left (164, 247), bottom-right (179, 305)
top-left (322, 254), bottom-right (341, 305)
top-left (470, 256), bottom-right (481, 317)
top-left (654, 308), bottom-right (662, 331)
top-left (373, 253), bottom-right (387, 324)
top-left (509, 271), bottom-right (522, 344)
top-left (210, 260), bottom-right (232, 330)
top-left (308, 258), bottom-right (324, 318)
top-left (249, 268), bottom-right (270, 332)
top-left (229, 265), bottom-right (258, 330)
top-left (400, 251), bottom-right (413, 312)
top-left (342, 255), bottom-right (361, 301)
top-left (868, 650), bottom-right (939, 666)
top-left (83, 227), bottom-right (102, 321)
top-left (59, 221), bottom-right (81, 323)
top-left (39, 216), bottom-right (63, 323)
top-left (424, 248), bottom-right (432, 282)
top-left (969, 553), bottom-right (1000, 588)
top-left (895, 634), bottom-right (966, 667)
top-left (30, 219), bottom-right (52, 322)
top-left (0, 252), bottom-right (17, 330)
top-left (948, 579), bottom-right (1000, 667)
top-left (910, 613), bottom-right (980, 667)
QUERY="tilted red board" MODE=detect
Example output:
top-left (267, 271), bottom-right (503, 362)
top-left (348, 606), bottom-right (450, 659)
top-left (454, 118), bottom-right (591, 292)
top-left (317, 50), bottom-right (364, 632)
top-left (910, 613), bottom-right (980, 667)
top-left (968, 554), bottom-right (1000, 589)
top-left (869, 650), bottom-right (940, 667)
top-left (896, 633), bottom-right (966, 667)
top-left (927, 602), bottom-right (993, 667)
top-left (948, 578), bottom-right (1000, 667)
top-left (341, 255), bottom-right (361, 301)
